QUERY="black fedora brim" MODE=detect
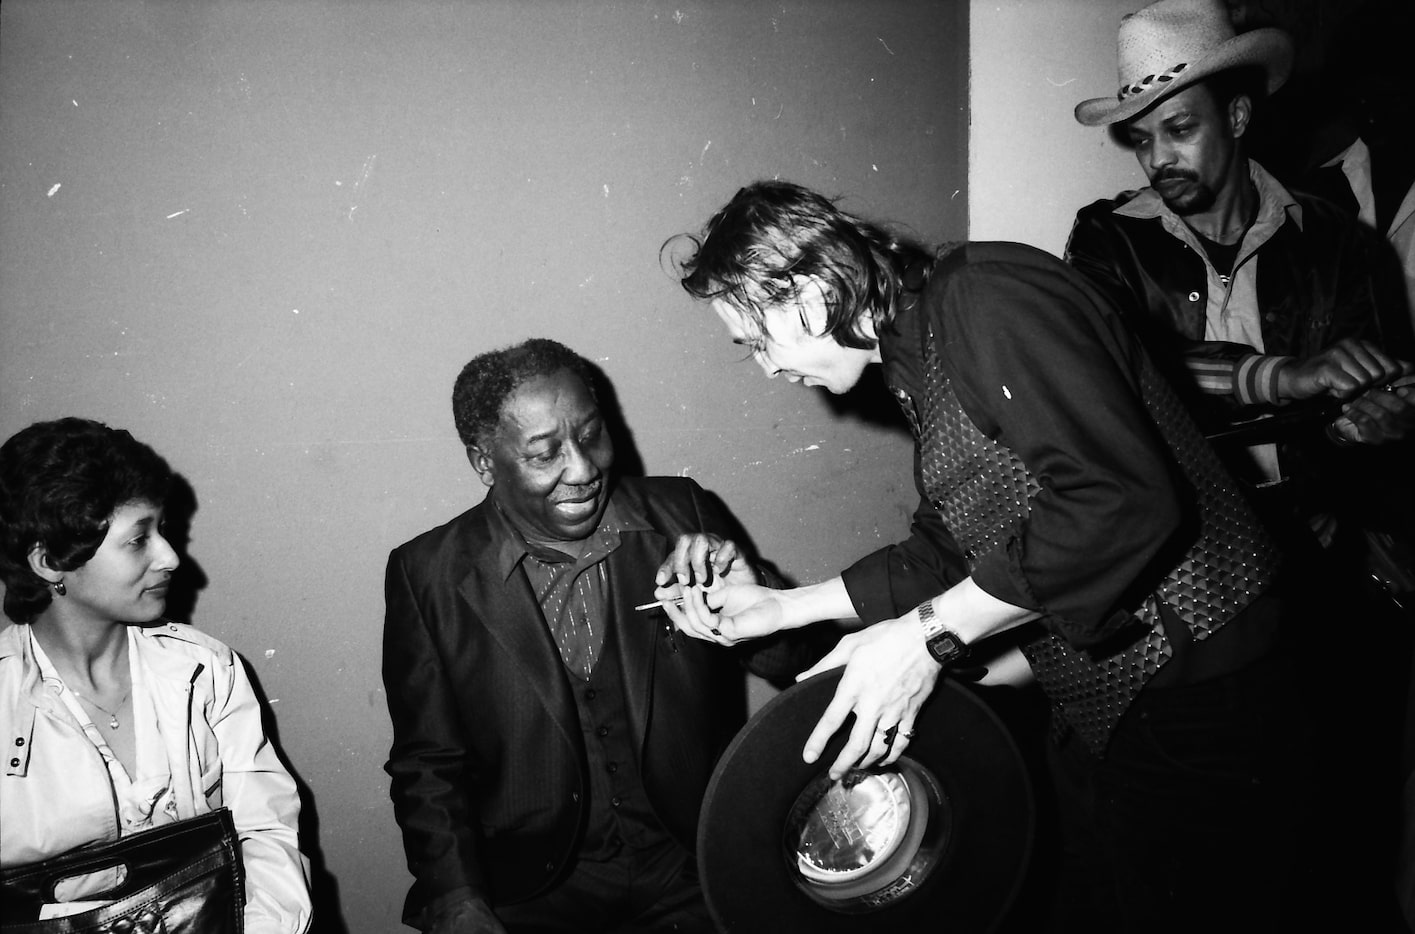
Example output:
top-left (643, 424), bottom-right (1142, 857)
top-left (698, 668), bottom-right (1034, 933)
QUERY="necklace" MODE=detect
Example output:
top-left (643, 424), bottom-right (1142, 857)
top-left (72, 689), bottom-right (130, 730)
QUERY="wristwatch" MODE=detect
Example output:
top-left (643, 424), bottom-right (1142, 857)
top-left (917, 599), bottom-right (970, 667)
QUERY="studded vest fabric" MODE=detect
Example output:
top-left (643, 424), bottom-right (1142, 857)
top-left (899, 325), bottom-right (1280, 754)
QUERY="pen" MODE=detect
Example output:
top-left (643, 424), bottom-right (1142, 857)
top-left (635, 596), bottom-right (686, 611)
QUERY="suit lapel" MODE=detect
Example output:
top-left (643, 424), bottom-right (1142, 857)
top-left (455, 511), bottom-right (579, 753)
top-left (609, 505), bottom-right (671, 750)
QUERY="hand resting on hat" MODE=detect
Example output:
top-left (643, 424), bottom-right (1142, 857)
top-left (660, 573), bottom-right (1040, 780)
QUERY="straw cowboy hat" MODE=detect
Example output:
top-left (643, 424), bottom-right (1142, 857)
top-left (1075, 0), bottom-right (1293, 126)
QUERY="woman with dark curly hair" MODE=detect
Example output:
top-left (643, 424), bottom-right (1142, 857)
top-left (0, 418), bottom-right (312, 933)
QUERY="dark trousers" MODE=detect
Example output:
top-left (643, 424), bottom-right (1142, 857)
top-left (1040, 654), bottom-right (1323, 934)
top-left (495, 838), bottom-right (714, 934)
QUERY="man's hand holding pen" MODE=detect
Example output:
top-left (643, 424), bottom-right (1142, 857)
top-left (650, 533), bottom-right (776, 643)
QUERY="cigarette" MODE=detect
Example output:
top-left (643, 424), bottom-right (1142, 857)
top-left (635, 596), bottom-right (686, 611)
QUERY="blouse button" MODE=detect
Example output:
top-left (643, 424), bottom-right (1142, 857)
top-left (8, 757), bottom-right (18, 768)
top-left (13, 737), bottom-right (23, 747)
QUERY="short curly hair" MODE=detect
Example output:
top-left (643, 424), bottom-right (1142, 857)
top-left (451, 339), bottom-right (599, 451)
top-left (0, 418), bottom-right (173, 623)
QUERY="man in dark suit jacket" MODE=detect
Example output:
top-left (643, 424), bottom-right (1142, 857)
top-left (383, 338), bottom-right (814, 934)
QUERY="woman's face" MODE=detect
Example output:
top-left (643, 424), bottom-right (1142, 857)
top-left (58, 500), bottom-right (179, 625)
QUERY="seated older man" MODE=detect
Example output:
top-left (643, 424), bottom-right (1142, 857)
top-left (382, 337), bottom-right (821, 934)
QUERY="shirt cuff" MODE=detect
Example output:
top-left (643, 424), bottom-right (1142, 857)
top-left (420, 886), bottom-right (477, 932)
top-left (839, 549), bottom-right (899, 624)
top-left (1234, 354), bottom-right (1294, 406)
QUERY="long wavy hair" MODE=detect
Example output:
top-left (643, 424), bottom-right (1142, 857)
top-left (670, 180), bottom-right (934, 349)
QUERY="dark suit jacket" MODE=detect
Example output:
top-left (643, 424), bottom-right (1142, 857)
top-left (382, 476), bottom-right (813, 923)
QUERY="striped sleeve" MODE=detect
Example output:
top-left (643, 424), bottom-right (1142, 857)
top-left (1185, 353), bottom-right (1292, 405)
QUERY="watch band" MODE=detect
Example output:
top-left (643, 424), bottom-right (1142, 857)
top-left (917, 599), bottom-right (970, 667)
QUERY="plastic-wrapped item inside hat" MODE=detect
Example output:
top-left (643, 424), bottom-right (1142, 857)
top-left (698, 669), bottom-right (1034, 932)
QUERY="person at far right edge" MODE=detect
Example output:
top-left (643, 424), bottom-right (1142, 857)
top-left (1065, 1), bottom-right (1414, 927)
top-left (1067, 0), bottom-right (1415, 577)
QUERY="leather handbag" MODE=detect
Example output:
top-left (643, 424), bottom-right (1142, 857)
top-left (0, 808), bottom-right (244, 933)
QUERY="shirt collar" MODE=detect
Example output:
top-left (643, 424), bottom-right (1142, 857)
top-left (1114, 159), bottom-right (1303, 235)
top-left (486, 484), bottom-right (649, 581)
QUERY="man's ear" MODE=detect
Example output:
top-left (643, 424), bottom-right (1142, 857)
top-left (467, 445), bottom-right (495, 488)
top-left (27, 543), bottom-right (62, 585)
top-left (1228, 92), bottom-right (1252, 139)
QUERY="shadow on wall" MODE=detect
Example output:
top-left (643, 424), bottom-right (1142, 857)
top-left (243, 659), bottom-right (351, 934)
top-left (157, 476), bottom-right (348, 930)
top-left (583, 358), bottom-right (646, 482)
top-left (161, 478), bottom-right (343, 930)
top-left (160, 474), bottom-right (208, 626)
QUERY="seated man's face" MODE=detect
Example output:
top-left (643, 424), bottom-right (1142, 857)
top-left (475, 367), bottom-right (614, 542)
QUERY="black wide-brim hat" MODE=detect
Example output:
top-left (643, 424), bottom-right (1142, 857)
top-left (698, 669), bottom-right (1034, 933)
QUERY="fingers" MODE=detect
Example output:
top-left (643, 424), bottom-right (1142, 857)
top-left (802, 686), bottom-right (859, 777)
top-left (798, 618), bottom-right (940, 779)
top-left (880, 714), bottom-right (918, 768)
top-left (804, 701), bottom-right (917, 780)
top-left (675, 534), bottom-right (711, 586)
top-left (683, 586), bottom-right (733, 643)
top-left (801, 651), bottom-right (912, 780)
top-left (710, 539), bottom-right (740, 580)
top-left (653, 554), bottom-right (677, 589)
top-left (796, 639), bottom-right (849, 683)
top-left (1332, 382), bottom-right (1415, 445)
top-left (660, 534), bottom-right (731, 589)
top-left (660, 586), bottom-right (731, 644)
top-left (1308, 339), bottom-right (1408, 399)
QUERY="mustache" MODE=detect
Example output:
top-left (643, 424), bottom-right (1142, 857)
top-left (552, 481), bottom-right (601, 503)
top-left (1153, 169), bottom-right (1199, 184)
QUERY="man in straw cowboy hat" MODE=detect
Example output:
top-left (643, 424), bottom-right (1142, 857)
top-left (1066, 0), bottom-right (1415, 550)
top-left (1066, 1), bottom-right (1414, 927)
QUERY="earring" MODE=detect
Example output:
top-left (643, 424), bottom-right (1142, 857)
top-left (52, 580), bottom-right (66, 596)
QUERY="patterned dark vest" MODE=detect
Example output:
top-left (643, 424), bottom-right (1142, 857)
top-left (898, 323), bottom-right (1280, 754)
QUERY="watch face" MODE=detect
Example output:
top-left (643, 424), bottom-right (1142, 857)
top-left (928, 632), bottom-right (967, 665)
